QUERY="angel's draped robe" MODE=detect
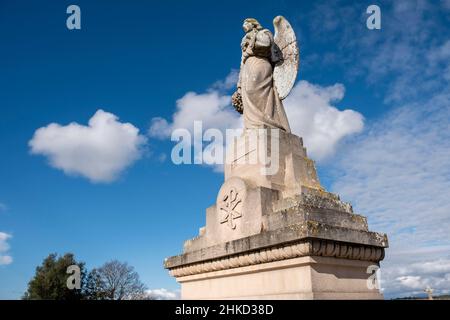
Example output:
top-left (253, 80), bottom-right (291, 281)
top-left (239, 28), bottom-right (291, 133)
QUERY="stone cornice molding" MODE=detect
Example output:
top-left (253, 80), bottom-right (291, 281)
top-left (169, 239), bottom-right (385, 277)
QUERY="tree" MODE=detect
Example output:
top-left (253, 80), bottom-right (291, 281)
top-left (23, 253), bottom-right (86, 300)
top-left (85, 260), bottom-right (147, 300)
top-left (83, 268), bottom-right (108, 300)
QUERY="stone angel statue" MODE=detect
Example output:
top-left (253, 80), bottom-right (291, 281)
top-left (232, 16), bottom-right (299, 133)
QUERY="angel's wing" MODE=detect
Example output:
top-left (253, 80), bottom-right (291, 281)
top-left (272, 16), bottom-right (299, 100)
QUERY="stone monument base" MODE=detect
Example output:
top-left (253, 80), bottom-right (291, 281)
top-left (177, 256), bottom-right (382, 300)
top-left (164, 130), bottom-right (388, 300)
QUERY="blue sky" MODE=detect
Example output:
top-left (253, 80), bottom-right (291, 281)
top-left (1, 0), bottom-right (450, 299)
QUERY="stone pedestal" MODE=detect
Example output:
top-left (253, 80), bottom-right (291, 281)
top-left (175, 256), bottom-right (382, 300)
top-left (224, 129), bottom-right (322, 197)
top-left (164, 130), bottom-right (388, 299)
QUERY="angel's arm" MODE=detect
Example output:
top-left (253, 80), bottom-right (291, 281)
top-left (254, 30), bottom-right (272, 50)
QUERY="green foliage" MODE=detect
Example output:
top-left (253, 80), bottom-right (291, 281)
top-left (23, 254), bottom-right (147, 300)
top-left (22, 253), bottom-right (86, 300)
top-left (83, 268), bottom-right (108, 300)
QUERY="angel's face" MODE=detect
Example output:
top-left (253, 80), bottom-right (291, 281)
top-left (243, 21), bottom-right (253, 33)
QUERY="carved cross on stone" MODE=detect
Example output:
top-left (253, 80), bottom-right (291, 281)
top-left (219, 187), bottom-right (242, 229)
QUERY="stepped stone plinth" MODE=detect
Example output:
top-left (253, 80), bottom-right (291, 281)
top-left (164, 130), bottom-right (388, 299)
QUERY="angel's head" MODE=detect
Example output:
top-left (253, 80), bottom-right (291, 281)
top-left (243, 18), bottom-right (263, 33)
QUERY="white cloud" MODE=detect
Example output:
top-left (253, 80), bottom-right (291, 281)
top-left (382, 257), bottom-right (450, 297)
top-left (0, 232), bottom-right (11, 252)
top-left (305, 0), bottom-right (450, 104)
top-left (29, 110), bottom-right (147, 183)
top-left (416, 259), bottom-right (450, 274)
top-left (332, 95), bottom-right (450, 246)
top-left (0, 232), bottom-right (13, 266)
top-left (284, 80), bottom-right (364, 160)
top-left (148, 79), bottom-right (242, 171)
top-left (149, 91), bottom-right (241, 139)
top-left (0, 255), bottom-right (12, 265)
top-left (145, 288), bottom-right (179, 300)
top-left (443, 0), bottom-right (450, 10)
top-left (303, 0), bottom-right (450, 298)
top-left (331, 92), bottom-right (450, 297)
top-left (0, 203), bottom-right (6, 212)
top-left (149, 73), bottom-right (363, 163)
top-left (210, 69), bottom-right (239, 91)
top-left (396, 276), bottom-right (423, 290)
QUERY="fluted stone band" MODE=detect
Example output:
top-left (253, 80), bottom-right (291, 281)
top-left (169, 239), bottom-right (385, 277)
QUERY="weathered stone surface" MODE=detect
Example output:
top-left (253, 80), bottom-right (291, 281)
top-left (225, 129), bottom-right (322, 197)
top-left (205, 184), bottom-right (274, 248)
top-left (165, 128), bottom-right (388, 299)
top-left (267, 188), bottom-right (368, 232)
top-left (168, 240), bottom-right (386, 278)
top-left (181, 182), bottom-right (372, 255)
top-left (165, 220), bottom-right (387, 270)
top-left (175, 257), bottom-right (383, 300)
top-left (273, 15), bottom-right (299, 100)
